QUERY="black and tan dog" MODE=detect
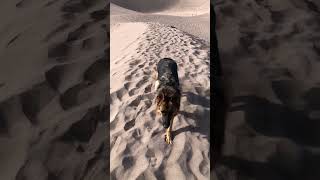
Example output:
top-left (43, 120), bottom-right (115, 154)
top-left (153, 58), bottom-right (181, 144)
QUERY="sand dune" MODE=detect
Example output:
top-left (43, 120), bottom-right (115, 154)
top-left (110, 2), bottom-right (210, 42)
top-left (110, 1), bottom-right (210, 178)
top-left (111, 0), bottom-right (209, 16)
top-left (110, 22), bottom-right (210, 180)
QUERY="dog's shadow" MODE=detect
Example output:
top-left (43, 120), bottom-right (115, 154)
top-left (172, 125), bottom-right (197, 140)
top-left (170, 91), bottom-right (210, 140)
top-left (183, 91), bottom-right (210, 108)
top-left (172, 110), bottom-right (210, 140)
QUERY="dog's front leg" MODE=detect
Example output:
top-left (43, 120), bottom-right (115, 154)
top-left (165, 119), bottom-right (173, 144)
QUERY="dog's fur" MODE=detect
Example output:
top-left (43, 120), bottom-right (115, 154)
top-left (153, 58), bottom-right (181, 144)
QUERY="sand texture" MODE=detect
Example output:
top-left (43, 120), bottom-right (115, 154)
top-left (213, 0), bottom-right (320, 179)
top-left (0, 0), bottom-right (108, 180)
top-left (110, 1), bottom-right (210, 180)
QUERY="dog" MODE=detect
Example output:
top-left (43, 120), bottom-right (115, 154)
top-left (153, 58), bottom-right (181, 144)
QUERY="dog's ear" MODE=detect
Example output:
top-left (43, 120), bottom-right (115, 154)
top-left (155, 91), bottom-right (164, 104)
top-left (155, 91), bottom-right (165, 115)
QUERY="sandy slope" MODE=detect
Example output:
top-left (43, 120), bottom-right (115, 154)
top-left (213, 0), bottom-right (320, 179)
top-left (110, 3), bottom-right (210, 42)
top-left (110, 22), bottom-right (210, 180)
top-left (110, 1), bottom-right (210, 179)
top-left (0, 0), bottom-right (107, 180)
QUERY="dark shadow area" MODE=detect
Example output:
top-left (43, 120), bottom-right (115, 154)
top-left (61, 0), bottom-right (101, 13)
top-left (20, 82), bottom-right (58, 124)
top-left (212, 0), bottom-right (320, 179)
top-left (172, 125), bottom-right (203, 140)
top-left (59, 106), bottom-right (100, 143)
top-left (211, 77), bottom-right (227, 164)
top-left (176, 109), bottom-right (210, 140)
top-left (0, 102), bottom-right (9, 135)
top-left (185, 91), bottom-right (210, 108)
top-left (211, 2), bottom-right (227, 170)
top-left (230, 96), bottom-right (320, 147)
top-left (303, 87), bottom-right (320, 110)
top-left (220, 156), bottom-right (286, 180)
top-left (219, 148), bottom-right (320, 180)
top-left (59, 82), bottom-right (90, 110)
top-left (271, 80), bottom-right (300, 107)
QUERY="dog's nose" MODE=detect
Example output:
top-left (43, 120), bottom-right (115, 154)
top-left (161, 111), bottom-right (170, 128)
top-left (162, 116), bottom-right (170, 128)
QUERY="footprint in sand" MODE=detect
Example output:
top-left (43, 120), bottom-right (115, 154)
top-left (199, 159), bottom-right (209, 176)
top-left (128, 88), bottom-right (139, 96)
top-left (143, 70), bottom-right (151, 76)
top-left (125, 75), bottom-right (132, 81)
top-left (16, 0), bottom-right (30, 8)
top-left (146, 149), bottom-right (157, 168)
top-left (128, 96), bottom-right (141, 107)
top-left (132, 128), bottom-right (142, 139)
top-left (129, 59), bottom-right (141, 67)
top-left (84, 58), bottom-right (107, 83)
top-left (116, 87), bottom-right (127, 101)
top-left (142, 99), bottom-right (153, 110)
top-left (125, 68), bottom-right (140, 81)
top-left (124, 82), bottom-right (132, 90)
top-left (124, 119), bottom-right (135, 131)
top-left (144, 84), bottom-right (152, 93)
top-left (122, 156), bottom-right (134, 170)
top-left (143, 121), bottom-right (153, 132)
top-left (136, 77), bottom-right (148, 87)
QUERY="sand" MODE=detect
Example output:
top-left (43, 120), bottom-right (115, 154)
top-left (110, 1), bottom-right (210, 180)
top-left (110, 3), bottom-right (210, 42)
top-left (213, 0), bottom-right (320, 179)
top-left (0, 0), bottom-right (108, 180)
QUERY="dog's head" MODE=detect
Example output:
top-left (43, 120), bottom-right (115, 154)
top-left (155, 87), bottom-right (180, 128)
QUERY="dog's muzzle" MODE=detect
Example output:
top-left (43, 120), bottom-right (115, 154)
top-left (161, 112), bottom-right (171, 128)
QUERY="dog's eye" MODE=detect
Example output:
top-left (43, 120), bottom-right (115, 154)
top-left (157, 94), bottom-right (163, 100)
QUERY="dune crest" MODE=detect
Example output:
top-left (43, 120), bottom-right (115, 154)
top-left (111, 0), bottom-right (209, 16)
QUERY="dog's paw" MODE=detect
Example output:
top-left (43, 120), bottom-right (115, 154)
top-left (165, 133), bottom-right (172, 144)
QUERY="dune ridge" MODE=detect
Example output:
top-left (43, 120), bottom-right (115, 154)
top-left (111, 0), bottom-right (209, 16)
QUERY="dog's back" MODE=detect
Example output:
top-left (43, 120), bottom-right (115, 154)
top-left (157, 58), bottom-right (179, 88)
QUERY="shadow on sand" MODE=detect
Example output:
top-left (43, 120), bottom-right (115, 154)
top-left (230, 96), bottom-right (320, 147)
top-left (216, 95), bottom-right (320, 179)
